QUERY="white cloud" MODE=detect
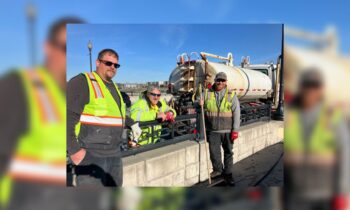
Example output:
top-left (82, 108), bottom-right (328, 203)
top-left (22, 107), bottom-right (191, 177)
top-left (160, 25), bottom-right (187, 50)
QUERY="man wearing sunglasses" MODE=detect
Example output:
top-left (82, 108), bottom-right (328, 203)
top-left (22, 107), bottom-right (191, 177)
top-left (199, 72), bottom-right (240, 186)
top-left (67, 49), bottom-right (142, 186)
top-left (0, 17), bottom-right (116, 209)
top-left (130, 85), bottom-right (176, 146)
top-left (284, 69), bottom-right (350, 210)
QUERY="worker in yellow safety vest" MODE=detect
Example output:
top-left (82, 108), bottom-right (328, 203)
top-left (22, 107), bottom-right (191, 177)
top-left (284, 69), bottom-right (350, 210)
top-left (130, 85), bottom-right (176, 146)
top-left (199, 72), bottom-right (241, 186)
top-left (67, 48), bottom-right (142, 187)
top-left (0, 18), bottom-right (111, 210)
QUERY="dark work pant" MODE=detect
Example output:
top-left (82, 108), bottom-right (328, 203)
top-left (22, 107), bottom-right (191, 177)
top-left (284, 197), bottom-right (332, 210)
top-left (75, 151), bottom-right (123, 187)
top-left (207, 132), bottom-right (234, 177)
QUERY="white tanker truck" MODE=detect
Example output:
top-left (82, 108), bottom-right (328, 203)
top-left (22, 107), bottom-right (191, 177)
top-left (168, 52), bottom-right (283, 124)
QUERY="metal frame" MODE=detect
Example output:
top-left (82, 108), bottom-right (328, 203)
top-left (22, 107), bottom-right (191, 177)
top-left (121, 114), bottom-right (197, 157)
top-left (240, 103), bottom-right (271, 126)
top-left (121, 102), bottom-right (272, 157)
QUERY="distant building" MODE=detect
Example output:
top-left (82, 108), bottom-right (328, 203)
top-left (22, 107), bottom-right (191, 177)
top-left (146, 81), bottom-right (169, 88)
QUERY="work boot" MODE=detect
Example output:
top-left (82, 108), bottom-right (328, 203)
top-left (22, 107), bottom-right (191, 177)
top-left (224, 174), bottom-right (235, 186)
top-left (210, 171), bottom-right (222, 179)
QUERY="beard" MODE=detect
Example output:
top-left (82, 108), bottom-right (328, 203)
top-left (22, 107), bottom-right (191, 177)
top-left (215, 83), bottom-right (225, 91)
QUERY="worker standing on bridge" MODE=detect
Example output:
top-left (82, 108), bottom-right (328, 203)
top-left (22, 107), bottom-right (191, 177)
top-left (284, 69), bottom-right (350, 210)
top-left (67, 49), bottom-right (142, 186)
top-left (199, 72), bottom-right (240, 186)
top-left (129, 85), bottom-right (176, 146)
top-left (0, 18), bottom-right (114, 209)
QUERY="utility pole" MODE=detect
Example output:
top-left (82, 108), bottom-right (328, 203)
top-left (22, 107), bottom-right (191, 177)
top-left (88, 40), bottom-right (93, 72)
top-left (274, 24), bottom-right (284, 120)
top-left (26, 3), bottom-right (37, 68)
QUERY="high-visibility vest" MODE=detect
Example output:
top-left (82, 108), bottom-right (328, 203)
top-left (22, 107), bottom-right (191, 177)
top-left (284, 106), bottom-right (341, 155)
top-left (74, 72), bottom-right (126, 150)
top-left (204, 88), bottom-right (235, 131)
top-left (0, 67), bottom-right (66, 208)
top-left (130, 97), bottom-right (176, 145)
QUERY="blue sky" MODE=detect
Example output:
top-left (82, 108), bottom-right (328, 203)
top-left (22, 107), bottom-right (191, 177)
top-left (67, 24), bottom-right (282, 82)
top-left (0, 0), bottom-right (349, 78)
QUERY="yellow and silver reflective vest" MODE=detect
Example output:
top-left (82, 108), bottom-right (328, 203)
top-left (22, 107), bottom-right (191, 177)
top-left (0, 67), bottom-right (66, 208)
top-left (74, 71), bottom-right (126, 150)
top-left (284, 105), bottom-right (341, 155)
top-left (204, 88), bottom-right (235, 131)
top-left (130, 97), bottom-right (176, 145)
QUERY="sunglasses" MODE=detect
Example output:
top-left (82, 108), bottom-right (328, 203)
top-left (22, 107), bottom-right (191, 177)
top-left (215, 79), bottom-right (227, 83)
top-left (149, 92), bottom-right (161, 97)
top-left (50, 40), bottom-right (66, 53)
top-left (302, 82), bottom-right (322, 89)
top-left (99, 59), bottom-right (121, 68)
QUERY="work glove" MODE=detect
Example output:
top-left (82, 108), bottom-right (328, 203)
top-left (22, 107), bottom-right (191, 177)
top-left (333, 194), bottom-right (348, 210)
top-left (165, 112), bottom-right (175, 122)
top-left (230, 131), bottom-right (239, 143)
top-left (131, 123), bottom-right (142, 142)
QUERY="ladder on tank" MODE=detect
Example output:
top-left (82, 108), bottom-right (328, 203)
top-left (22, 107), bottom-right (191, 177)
top-left (176, 52), bottom-right (199, 92)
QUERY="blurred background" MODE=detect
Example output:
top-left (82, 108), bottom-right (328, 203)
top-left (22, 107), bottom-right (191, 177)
top-left (0, 0), bottom-right (349, 210)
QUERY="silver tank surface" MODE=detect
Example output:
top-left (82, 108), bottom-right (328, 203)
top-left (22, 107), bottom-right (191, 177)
top-left (169, 60), bottom-right (272, 102)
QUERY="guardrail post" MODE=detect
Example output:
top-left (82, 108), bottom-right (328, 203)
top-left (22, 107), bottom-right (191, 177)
top-left (151, 125), bottom-right (154, 143)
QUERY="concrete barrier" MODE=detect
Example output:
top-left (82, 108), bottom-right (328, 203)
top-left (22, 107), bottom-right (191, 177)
top-left (122, 120), bottom-right (284, 186)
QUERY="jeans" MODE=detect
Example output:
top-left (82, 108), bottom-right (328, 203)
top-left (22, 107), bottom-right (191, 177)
top-left (74, 151), bottom-right (123, 187)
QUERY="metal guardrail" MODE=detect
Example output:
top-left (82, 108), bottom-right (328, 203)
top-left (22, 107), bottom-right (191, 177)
top-left (241, 103), bottom-right (271, 126)
top-left (121, 103), bottom-right (271, 157)
top-left (121, 114), bottom-right (197, 157)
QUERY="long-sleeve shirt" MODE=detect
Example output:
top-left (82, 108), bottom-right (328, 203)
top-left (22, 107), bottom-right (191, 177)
top-left (300, 103), bottom-right (350, 195)
top-left (0, 72), bottom-right (27, 177)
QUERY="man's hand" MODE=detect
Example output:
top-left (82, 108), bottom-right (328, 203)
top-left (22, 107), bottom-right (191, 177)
top-left (230, 131), bottom-right (239, 143)
top-left (157, 112), bottom-right (166, 122)
top-left (165, 112), bottom-right (175, 122)
top-left (199, 99), bottom-right (204, 106)
top-left (70, 148), bottom-right (86, 165)
top-left (128, 140), bottom-right (140, 148)
top-left (131, 123), bottom-right (142, 141)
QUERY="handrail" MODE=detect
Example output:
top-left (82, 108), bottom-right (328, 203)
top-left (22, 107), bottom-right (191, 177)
top-left (121, 114), bottom-right (197, 157)
top-left (121, 103), bottom-right (271, 157)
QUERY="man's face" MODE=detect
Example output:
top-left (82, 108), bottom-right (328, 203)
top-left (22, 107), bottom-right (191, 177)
top-left (301, 84), bottom-right (323, 108)
top-left (96, 54), bottom-right (119, 81)
top-left (44, 28), bottom-right (67, 75)
top-left (215, 79), bottom-right (227, 91)
top-left (147, 89), bottom-right (161, 106)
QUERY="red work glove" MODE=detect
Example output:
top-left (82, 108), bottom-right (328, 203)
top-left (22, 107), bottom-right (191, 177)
top-left (165, 112), bottom-right (175, 122)
top-left (230, 131), bottom-right (238, 143)
top-left (333, 194), bottom-right (348, 210)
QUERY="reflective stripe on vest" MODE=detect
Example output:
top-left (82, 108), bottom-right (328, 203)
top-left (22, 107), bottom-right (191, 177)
top-left (8, 157), bottom-right (66, 184)
top-left (80, 114), bottom-right (123, 126)
top-left (87, 72), bottom-right (104, 98)
top-left (26, 70), bottom-right (61, 123)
